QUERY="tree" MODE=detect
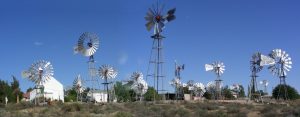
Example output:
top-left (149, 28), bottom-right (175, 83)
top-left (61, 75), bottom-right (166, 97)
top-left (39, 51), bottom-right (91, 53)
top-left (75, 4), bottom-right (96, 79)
top-left (64, 88), bottom-right (77, 102)
top-left (26, 87), bottom-right (33, 93)
top-left (144, 87), bottom-right (160, 101)
top-left (222, 85), bottom-right (234, 100)
top-left (114, 81), bottom-right (135, 102)
top-left (0, 80), bottom-right (12, 103)
top-left (0, 77), bottom-right (23, 104)
top-left (203, 92), bottom-right (212, 99)
top-left (272, 84), bottom-right (299, 100)
top-left (238, 85), bottom-right (246, 97)
top-left (11, 76), bottom-right (22, 103)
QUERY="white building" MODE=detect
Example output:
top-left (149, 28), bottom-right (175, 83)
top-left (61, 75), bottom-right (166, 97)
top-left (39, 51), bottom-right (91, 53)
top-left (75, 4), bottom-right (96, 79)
top-left (30, 77), bottom-right (64, 102)
top-left (87, 90), bottom-right (108, 103)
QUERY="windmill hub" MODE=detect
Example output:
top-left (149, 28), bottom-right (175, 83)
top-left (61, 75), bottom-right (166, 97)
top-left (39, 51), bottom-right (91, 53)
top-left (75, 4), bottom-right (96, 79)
top-left (87, 42), bottom-right (93, 47)
top-left (155, 15), bottom-right (162, 22)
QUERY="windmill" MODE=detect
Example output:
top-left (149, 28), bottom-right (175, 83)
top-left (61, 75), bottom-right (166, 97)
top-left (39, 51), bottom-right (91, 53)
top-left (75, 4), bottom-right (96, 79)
top-left (130, 72), bottom-right (148, 101)
top-left (249, 52), bottom-right (274, 101)
top-left (268, 49), bottom-right (292, 100)
top-left (205, 61), bottom-right (225, 100)
top-left (206, 81), bottom-right (223, 100)
top-left (259, 80), bottom-right (269, 95)
top-left (145, 1), bottom-right (176, 100)
top-left (73, 74), bottom-right (84, 102)
top-left (171, 60), bottom-right (184, 100)
top-left (22, 60), bottom-right (54, 105)
top-left (249, 52), bottom-right (263, 100)
top-left (74, 32), bottom-right (100, 103)
top-left (175, 60), bottom-right (184, 80)
top-left (170, 77), bottom-right (181, 100)
top-left (99, 65), bottom-right (118, 102)
top-left (230, 84), bottom-right (240, 98)
top-left (193, 82), bottom-right (206, 98)
top-left (186, 80), bottom-right (195, 100)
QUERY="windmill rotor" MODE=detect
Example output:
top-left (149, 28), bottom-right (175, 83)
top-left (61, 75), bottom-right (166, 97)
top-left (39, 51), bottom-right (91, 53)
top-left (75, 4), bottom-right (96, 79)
top-left (193, 82), bottom-right (206, 97)
top-left (99, 64), bottom-right (118, 102)
top-left (76, 32), bottom-right (100, 57)
top-left (73, 74), bottom-right (84, 94)
top-left (22, 60), bottom-right (54, 105)
top-left (145, 2), bottom-right (176, 35)
top-left (205, 61), bottom-right (225, 76)
top-left (268, 49), bottom-right (292, 77)
top-left (22, 60), bottom-right (54, 85)
top-left (131, 71), bottom-right (143, 81)
top-left (99, 65), bottom-right (118, 80)
top-left (250, 52), bottom-right (263, 73)
top-left (170, 78), bottom-right (181, 88)
top-left (131, 79), bottom-right (148, 96)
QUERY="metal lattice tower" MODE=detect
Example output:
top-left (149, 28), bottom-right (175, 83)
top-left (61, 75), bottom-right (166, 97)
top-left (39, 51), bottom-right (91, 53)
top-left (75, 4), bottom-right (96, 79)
top-left (147, 34), bottom-right (166, 100)
top-left (74, 32), bottom-right (101, 103)
top-left (174, 61), bottom-right (184, 100)
top-left (145, 2), bottom-right (176, 101)
top-left (205, 61), bottom-right (225, 100)
top-left (268, 49), bottom-right (292, 100)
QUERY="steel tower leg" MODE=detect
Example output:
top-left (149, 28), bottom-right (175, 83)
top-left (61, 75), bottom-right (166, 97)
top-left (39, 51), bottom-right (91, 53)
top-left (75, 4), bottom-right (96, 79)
top-left (146, 34), bottom-right (165, 101)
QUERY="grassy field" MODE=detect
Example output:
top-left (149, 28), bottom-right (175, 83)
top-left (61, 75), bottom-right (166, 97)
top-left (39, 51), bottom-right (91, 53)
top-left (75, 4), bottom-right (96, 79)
top-left (0, 100), bottom-right (300, 117)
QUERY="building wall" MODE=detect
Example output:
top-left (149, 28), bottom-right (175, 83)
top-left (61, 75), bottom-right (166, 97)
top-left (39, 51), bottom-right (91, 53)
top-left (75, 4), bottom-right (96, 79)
top-left (29, 77), bottom-right (64, 102)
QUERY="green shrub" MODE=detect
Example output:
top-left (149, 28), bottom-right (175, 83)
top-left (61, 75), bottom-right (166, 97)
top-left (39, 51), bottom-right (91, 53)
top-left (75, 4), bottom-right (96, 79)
top-left (272, 84), bottom-right (299, 100)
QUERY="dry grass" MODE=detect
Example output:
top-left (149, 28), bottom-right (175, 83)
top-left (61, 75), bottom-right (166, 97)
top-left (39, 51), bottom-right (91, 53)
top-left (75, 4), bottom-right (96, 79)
top-left (1, 100), bottom-right (300, 117)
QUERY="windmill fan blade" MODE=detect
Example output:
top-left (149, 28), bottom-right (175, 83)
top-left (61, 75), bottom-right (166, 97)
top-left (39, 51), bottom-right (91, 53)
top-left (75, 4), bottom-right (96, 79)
top-left (205, 64), bottom-right (214, 71)
top-left (167, 8), bottom-right (176, 15)
top-left (167, 15), bottom-right (176, 22)
top-left (146, 21), bottom-right (154, 31)
top-left (260, 54), bottom-right (275, 66)
top-left (73, 46), bottom-right (80, 54)
top-left (159, 21), bottom-right (165, 30)
top-left (21, 71), bottom-right (31, 78)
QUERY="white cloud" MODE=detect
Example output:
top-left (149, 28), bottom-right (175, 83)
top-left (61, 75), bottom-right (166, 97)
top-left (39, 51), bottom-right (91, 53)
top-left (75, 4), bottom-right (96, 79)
top-left (34, 42), bottom-right (43, 46)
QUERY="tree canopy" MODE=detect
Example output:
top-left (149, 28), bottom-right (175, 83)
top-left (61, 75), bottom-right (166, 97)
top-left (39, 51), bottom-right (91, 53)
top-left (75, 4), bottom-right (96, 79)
top-left (272, 84), bottom-right (299, 100)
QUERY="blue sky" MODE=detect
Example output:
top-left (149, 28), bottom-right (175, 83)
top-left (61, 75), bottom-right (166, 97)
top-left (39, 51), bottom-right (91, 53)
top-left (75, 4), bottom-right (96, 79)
top-left (0, 0), bottom-right (299, 94)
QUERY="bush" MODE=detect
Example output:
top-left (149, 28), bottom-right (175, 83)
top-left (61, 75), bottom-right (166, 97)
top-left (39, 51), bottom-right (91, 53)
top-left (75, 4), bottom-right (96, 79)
top-left (144, 87), bottom-right (160, 101)
top-left (272, 84), bottom-right (299, 100)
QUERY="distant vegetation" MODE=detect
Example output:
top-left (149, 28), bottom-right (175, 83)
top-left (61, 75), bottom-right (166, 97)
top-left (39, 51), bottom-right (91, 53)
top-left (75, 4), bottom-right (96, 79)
top-left (272, 84), bottom-right (300, 100)
top-left (1, 100), bottom-right (300, 117)
top-left (0, 76), bottom-right (23, 104)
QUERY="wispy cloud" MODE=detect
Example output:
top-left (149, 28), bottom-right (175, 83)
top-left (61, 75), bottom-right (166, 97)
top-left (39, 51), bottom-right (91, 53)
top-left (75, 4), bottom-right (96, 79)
top-left (118, 52), bottom-right (128, 65)
top-left (34, 41), bottom-right (43, 46)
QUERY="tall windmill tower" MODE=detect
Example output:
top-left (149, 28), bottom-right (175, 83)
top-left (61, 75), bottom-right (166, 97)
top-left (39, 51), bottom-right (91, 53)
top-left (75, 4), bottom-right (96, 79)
top-left (22, 60), bottom-right (54, 105)
top-left (249, 52), bottom-right (263, 100)
top-left (74, 32), bottom-right (100, 103)
top-left (145, 1), bottom-right (176, 100)
top-left (268, 49), bottom-right (292, 100)
top-left (249, 52), bottom-right (274, 101)
top-left (73, 75), bottom-right (84, 102)
top-left (173, 60), bottom-right (184, 100)
top-left (205, 61), bottom-right (225, 100)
